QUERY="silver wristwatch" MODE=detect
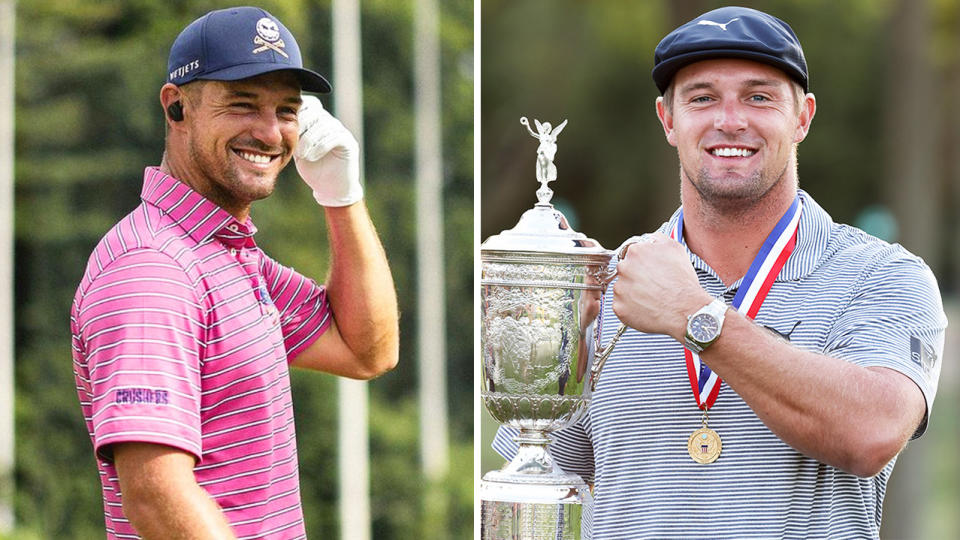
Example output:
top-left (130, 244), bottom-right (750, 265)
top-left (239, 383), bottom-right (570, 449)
top-left (684, 298), bottom-right (728, 353)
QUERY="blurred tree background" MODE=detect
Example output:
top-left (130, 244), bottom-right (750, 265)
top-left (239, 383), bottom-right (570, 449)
top-left (480, 0), bottom-right (960, 538)
top-left (9, 0), bottom-right (472, 538)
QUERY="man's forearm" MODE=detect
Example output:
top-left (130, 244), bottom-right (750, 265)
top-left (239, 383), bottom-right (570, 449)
top-left (323, 202), bottom-right (399, 375)
top-left (696, 311), bottom-right (925, 477)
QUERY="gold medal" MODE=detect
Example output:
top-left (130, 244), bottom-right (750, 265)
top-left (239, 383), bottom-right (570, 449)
top-left (688, 427), bottom-right (722, 463)
top-left (687, 411), bottom-right (721, 464)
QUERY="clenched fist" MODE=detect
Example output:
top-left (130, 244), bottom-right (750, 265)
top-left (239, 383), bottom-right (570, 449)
top-left (612, 233), bottom-right (712, 341)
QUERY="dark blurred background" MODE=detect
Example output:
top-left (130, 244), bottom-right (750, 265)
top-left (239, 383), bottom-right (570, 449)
top-left (480, 1), bottom-right (959, 537)
top-left (7, 0), bottom-right (473, 538)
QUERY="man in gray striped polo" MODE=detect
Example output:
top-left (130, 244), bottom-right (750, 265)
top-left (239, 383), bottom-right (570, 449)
top-left (494, 6), bottom-right (946, 538)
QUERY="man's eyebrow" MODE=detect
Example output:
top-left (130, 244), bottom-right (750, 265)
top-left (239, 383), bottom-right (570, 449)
top-left (742, 78), bottom-right (782, 89)
top-left (224, 90), bottom-right (302, 105)
top-left (677, 81), bottom-right (714, 95)
top-left (226, 90), bottom-right (258, 99)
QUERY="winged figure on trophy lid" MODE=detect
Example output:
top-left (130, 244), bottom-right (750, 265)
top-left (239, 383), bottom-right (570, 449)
top-left (521, 116), bottom-right (568, 203)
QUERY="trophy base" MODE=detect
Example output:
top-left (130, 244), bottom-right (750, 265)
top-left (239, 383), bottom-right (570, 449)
top-left (479, 470), bottom-right (590, 540)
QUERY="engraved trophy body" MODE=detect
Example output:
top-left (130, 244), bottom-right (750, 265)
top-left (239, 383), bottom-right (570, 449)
top-left (480, 118), bottom-right (619, 540)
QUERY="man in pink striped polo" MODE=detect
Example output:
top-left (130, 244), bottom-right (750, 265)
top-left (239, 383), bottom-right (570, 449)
top-left (70, 7), bottom-right (399, 539)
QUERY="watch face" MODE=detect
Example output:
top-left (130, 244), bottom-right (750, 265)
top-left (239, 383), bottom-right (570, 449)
top-left (689, 313), bottom-right (719, 342)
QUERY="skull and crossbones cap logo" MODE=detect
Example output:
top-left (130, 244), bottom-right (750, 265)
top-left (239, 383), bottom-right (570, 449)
top-left (167, 6), bottom-right (331, 93)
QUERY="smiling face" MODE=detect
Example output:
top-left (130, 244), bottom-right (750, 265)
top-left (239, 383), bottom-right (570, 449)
top-left (656, 58), bottom-right (815, 213)
top-left (163, 71), bottom-right (302, 218)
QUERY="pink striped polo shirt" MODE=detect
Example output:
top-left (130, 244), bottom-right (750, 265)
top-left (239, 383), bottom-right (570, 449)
top-left (71, 167), bottom-right (332, 539)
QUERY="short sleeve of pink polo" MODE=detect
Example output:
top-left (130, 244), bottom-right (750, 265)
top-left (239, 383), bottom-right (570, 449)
top-left (75, 248), bottom-right (206, 460)
top-left (260, 252), bottom-right (332, 361)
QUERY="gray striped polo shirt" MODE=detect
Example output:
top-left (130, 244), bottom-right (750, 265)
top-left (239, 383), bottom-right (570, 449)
top-left (493, 190), bottom-right (946, 539)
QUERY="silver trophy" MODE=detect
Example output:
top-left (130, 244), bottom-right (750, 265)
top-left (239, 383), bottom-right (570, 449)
top-left (480, 118), bottom-right (622, 540)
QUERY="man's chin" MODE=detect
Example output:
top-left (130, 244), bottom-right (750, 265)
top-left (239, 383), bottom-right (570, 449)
top-left (688, 169), bottom-right (766, 201)
top-left (245, 183), bottom-right (277, 202)
top-left (227, 172), bottom-right (279, 203)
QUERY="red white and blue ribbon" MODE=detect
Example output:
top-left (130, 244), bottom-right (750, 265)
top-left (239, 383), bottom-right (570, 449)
top-left (671, 196), bottom-right (803, 410)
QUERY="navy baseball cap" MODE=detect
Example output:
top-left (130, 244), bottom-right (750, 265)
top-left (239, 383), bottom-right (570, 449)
top-left (167, 6), bottom-right (331, 93)
top-left (652, 6), bottom-right (808, 95)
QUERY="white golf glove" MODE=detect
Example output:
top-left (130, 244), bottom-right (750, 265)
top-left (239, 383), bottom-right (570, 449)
top-left (294, 95), bottom-right (364, 207)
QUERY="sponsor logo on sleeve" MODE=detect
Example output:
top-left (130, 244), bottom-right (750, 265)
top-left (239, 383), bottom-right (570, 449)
top-left (910, 336), bottom-right (938, 376)
top-left (115, 388), bottom-right (170, 405)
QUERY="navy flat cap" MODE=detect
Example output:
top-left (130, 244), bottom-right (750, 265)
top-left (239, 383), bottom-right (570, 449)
top-left (652, 6), bottom-right (808, 95)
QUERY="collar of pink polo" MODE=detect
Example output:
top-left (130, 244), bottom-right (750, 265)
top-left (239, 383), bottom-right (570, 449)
top-left (140, 167), bottom-right (258, 249)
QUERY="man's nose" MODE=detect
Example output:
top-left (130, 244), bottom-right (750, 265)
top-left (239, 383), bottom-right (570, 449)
top-left (714, 100), bottom-right (748, 132)
top-left (250, 111), bottom-right (284, 148)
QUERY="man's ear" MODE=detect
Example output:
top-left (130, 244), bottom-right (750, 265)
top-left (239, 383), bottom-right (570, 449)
top-left (656, 96), bottom-right (678, 147)
top-left (160, 83), bottom-right (186, 127)
top-left (794, 93), bottom-right (816, 144)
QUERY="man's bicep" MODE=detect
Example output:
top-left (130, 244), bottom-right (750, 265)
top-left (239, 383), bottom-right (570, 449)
top-left (114, 442), bottom-right (198, 490)
top-left (866, 366), bottom-right (927, 438)
top-left (113, 442), bottom-right (236, 539)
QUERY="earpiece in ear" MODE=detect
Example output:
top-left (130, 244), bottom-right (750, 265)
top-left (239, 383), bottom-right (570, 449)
top-left (167, 101), bottom-right (184, 122)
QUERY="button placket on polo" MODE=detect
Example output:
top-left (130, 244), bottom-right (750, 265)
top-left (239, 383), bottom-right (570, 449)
top-left (216, 222), bottom-right (277, 327)
top-left (245, 249), bottom-right (279, 326)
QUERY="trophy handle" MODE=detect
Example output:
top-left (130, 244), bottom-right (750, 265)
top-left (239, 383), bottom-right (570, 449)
top-left (588, 234), bottom-right (656, 392)
top-left (590, 323), bottom-right (626, 392)
top-left (587, 260), bottom-right (623, 393)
